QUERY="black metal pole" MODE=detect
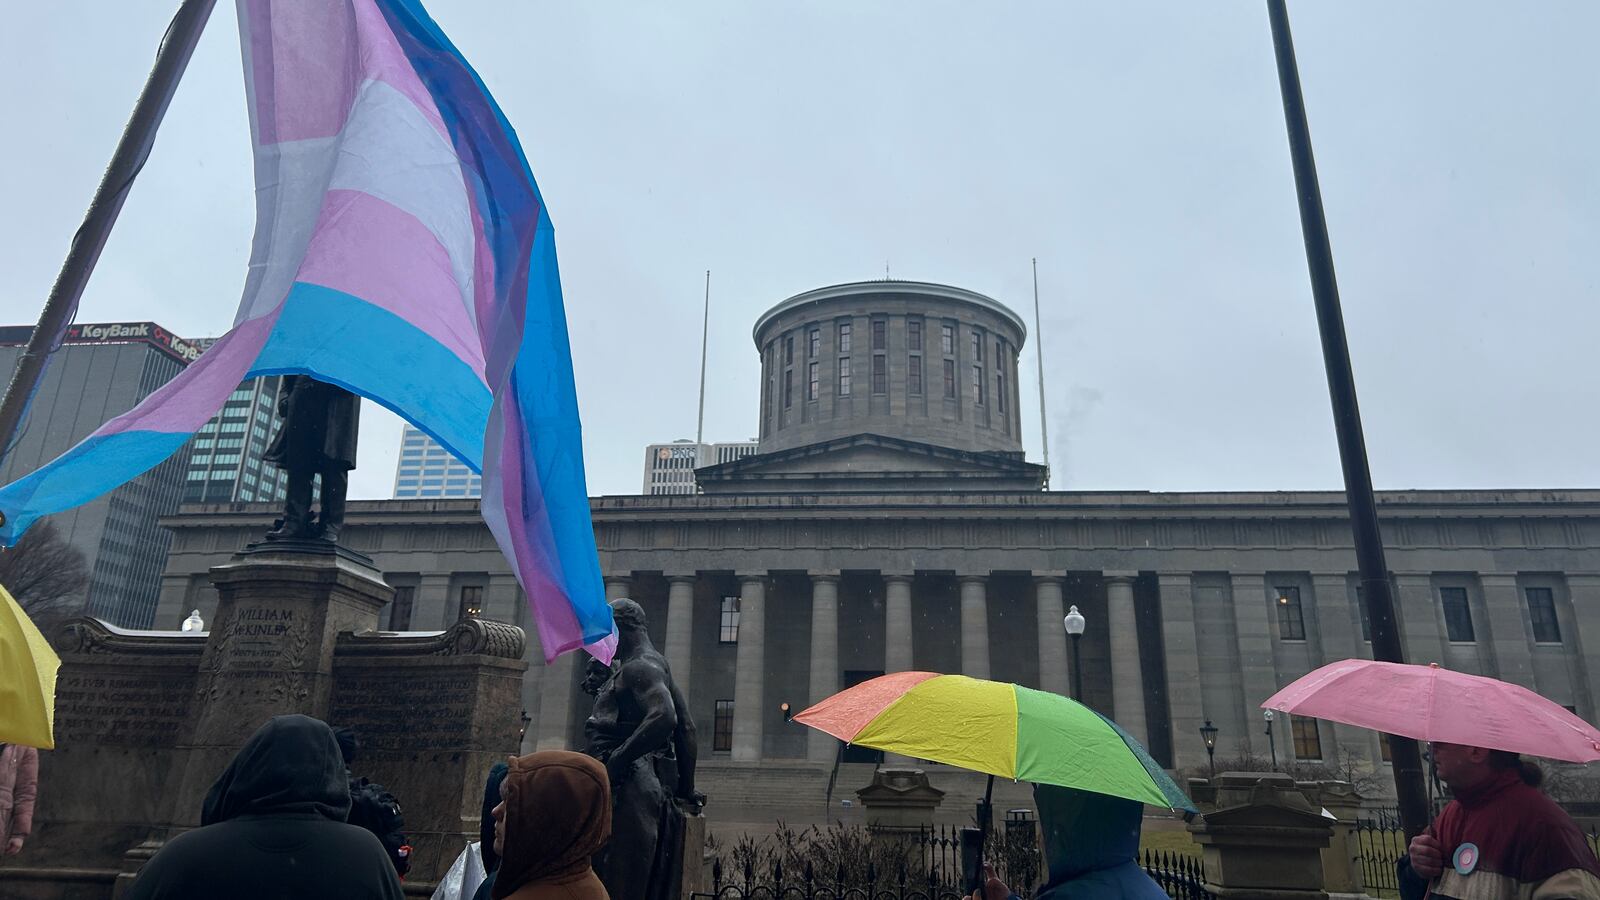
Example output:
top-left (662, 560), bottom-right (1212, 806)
top-left (0, 0), bottom-right (218, 477)
top-left (1265, 716), bottom-right (1277, 770)
top-left (1069, 633), bottom-right (1084, 701)
top-left (1265, 0), bottom-right (1430, 838)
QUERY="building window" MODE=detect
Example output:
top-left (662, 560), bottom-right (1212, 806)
top-left (719, 596), bottom-right (740, 642)
top-left (908, 320), bottom-right (923, 351)
top-left (808, 328), bottom-right (820, 358)
top-left (871, 319), bottom-right (886, 351)
top-left (784, 335), bottom-right (794, 365)
top-left (872, 355), bottom-right (887, 395)
top-left (941, 323), bottom-right (954, 355)
top-left (838, 322), bottom-right (852, 353)
top-left (713, 700), bottom-right (735, 752)
top-left (1527, 587), bottom-right (1562, 643)
top-left (1380, 733), bottom-right (1392, 762)
top-left (943, 359), bottom-right (956, 399)
top-left (909, 355), bottom-right (923, 395)
top-left (1276, 586), bottom-right (1305, 641)
top-left (807, 362), bottom-right (819, 401)
top-left (838, 358), bottom-right (852, 396)
top-left (459, 585), bottom-right (484, 619)
top-left (997, 370), bottom-right (1007, 414)
top-left (390, 585), bottom-right (415, 630)
top-left (971, 365), bottom-right (984, 405)
top-left (970, 331), bottom-right (984, 362)
top-left (1291, 716), bottom-right (1323, 760)
top-left (782, 369), bottom-right (793, 408)
top-left (1440, 587), bottom-right (1475, 642)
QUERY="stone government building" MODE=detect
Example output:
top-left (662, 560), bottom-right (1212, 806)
top-left (154, 280), bottom-right (1600, 818)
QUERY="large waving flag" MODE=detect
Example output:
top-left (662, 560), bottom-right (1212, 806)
top-left (0, 0), bottom-right (613, 661)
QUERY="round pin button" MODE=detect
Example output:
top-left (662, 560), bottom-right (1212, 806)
top-left (1454, 842), bottom-right (1480, 876)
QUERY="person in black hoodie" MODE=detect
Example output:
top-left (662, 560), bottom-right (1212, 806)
top-left (470, 761), bottom-right (511, 900)
top-left (125, 715), bottom-right (403, 900)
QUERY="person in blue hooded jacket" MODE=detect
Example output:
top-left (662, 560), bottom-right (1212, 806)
top-left (968, 784), bottom-right (1167, 900)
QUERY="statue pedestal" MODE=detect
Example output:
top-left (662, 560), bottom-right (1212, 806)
top-left (11, 541), bottom-right (528, 900)
top-left (167, 542), bottom-right (392, 825)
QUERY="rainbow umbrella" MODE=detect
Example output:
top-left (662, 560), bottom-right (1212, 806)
top-left (794, 671), bottom-right (1193, 812)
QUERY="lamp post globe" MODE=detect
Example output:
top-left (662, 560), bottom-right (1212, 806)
top-left (1063, 605), bottom-right (1085, 702)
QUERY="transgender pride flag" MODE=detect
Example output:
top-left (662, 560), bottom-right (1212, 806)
top-left (0, 0), bottom-right (614, 662)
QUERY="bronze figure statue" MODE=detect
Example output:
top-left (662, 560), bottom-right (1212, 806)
top-left (263, 375), bottom-right (359, 543)
top-left (583, 598), bottom-right (702, 900)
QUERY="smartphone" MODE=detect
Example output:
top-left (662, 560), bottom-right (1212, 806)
top-left (959, 826), bottom-right (984, 895)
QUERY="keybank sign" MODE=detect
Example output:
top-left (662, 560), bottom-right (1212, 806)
top-left (62, 322), bottom-right (205, 364)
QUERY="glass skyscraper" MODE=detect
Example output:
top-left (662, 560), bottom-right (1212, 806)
top-left (393, 424), bottom-right (480, 498)
top-left (182, 375), bottom-right (291, 504)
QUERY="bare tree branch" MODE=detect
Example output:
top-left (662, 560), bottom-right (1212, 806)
top-left (0, 520), bottom-right (89, 626)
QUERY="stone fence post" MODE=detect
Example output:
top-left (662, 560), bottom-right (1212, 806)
top-left (1187, 771), bottom-right (1334, 900)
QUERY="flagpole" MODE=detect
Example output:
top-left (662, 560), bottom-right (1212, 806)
top-left (696, 270), bottom-right (711, 445)
top-left (0, 0), bottom-right (218, 472)
top-left (1266, 0), bottom-right (1430, 839)
top-left (1032, 258), bottom-right (1050, 488)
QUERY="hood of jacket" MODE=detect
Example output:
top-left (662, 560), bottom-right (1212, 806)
top-left (200, 715), bottom-right (352, 826)
top-left (1036, 784), bottom-right (1143, 882)
top-left (492, 751), bottom-right (610, 899)
top-left (479, 761), bottom-right (510, 873)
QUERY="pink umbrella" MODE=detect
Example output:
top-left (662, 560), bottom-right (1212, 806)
top-left (1263, 659), bottom-right (1600, 763)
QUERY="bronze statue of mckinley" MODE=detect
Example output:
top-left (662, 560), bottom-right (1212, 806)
top-left (263, 374), bottom-right (359, 543)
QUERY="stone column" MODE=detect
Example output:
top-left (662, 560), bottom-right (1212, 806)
top-left (415, 573), bottom-right (452, 630)
top-left (884, 575), bottom-right (915, 674)
top-left (1033, 574), bottom-right (1069, 697)
top-left (959, 575), bottom-right (991, 680)
top-left (664, 574), bottom-right (696, 695)
top-left (808, 573), bottom-right (841, 761)
top-left (732, 573), bottom-right (767, 762)
top-left (1157, 573), bottom-right (1202, 768)
top-left (1479, 573), bottom-right (1535, 689)
top-left (1311, 573), bottom-right (1368, 763)
top-left (484, 573), bottom-right (522, 622)
top-left (1105, 572), bottom-right (1146, 745)
top-left (604, 575), bottom-right (632, 602)
top-left (883, 574), bottom-right (916, 764)
top-left (1230, 573), bottom-right (1276, 756)
top-left (1567, 574), bottom-right (1600, 721)
top-left (1393, 573), bottom-right (1445, 665)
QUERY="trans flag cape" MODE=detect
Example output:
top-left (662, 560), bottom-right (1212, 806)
top-left (0, 0), bottom-right (614, 662)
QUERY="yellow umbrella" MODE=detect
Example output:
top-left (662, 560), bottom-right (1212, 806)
top-left (0, 582), bottom-right (60, 748)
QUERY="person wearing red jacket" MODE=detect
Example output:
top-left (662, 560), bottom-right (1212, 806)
top-left (1400, 743), bottom-right (1600, 900)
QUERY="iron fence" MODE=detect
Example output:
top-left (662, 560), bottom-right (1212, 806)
top-left (699, 821), bottom-right (1040, 900)
top-left (1140, 850), bottom-right (1214, 900)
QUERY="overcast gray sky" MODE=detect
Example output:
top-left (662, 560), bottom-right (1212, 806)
top-left (4, 2), bottom-right (1597, 499)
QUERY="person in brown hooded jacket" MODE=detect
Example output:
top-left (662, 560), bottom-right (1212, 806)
top-left (489, 751), bottom-right (611, 900)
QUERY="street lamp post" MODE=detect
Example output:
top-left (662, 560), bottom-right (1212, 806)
top-left (1199, 719), bottom-right (1219, 780)
top-left (1264, 710), bottom-right (1278, 770)
top-left (1063, 605), bottom-right (1086, 702)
